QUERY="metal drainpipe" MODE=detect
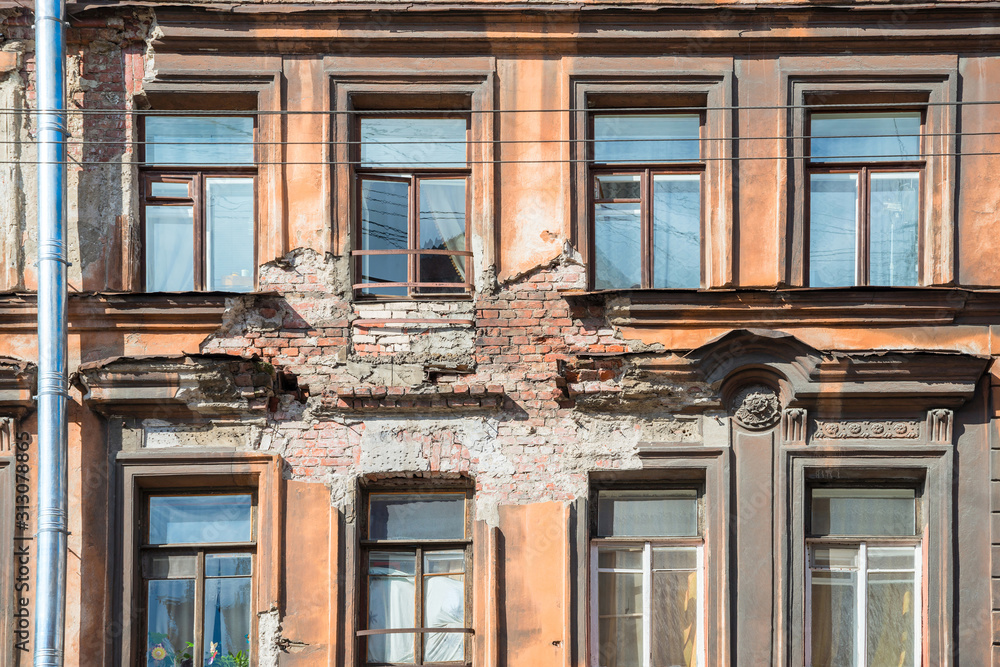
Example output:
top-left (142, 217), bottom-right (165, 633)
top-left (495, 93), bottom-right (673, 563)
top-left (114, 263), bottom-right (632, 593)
top-left (33, 0), bottom-right (69, 661)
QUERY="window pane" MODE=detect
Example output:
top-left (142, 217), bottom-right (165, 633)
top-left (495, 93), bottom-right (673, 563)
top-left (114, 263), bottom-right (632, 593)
top-left (595, 174), bottom-right (641, 200)
top-left (149, 181), bottom-right (190, 198)
top-left (145, 206), bottom-right (194, 292)
top-left (594, 202), bottom-right (641, 290)
top-left (809, 172), bottom-right (858, 287)
top-left (598, 547), bottom-right (643, 571)
top-left (145, 116), bottom-right (254, 166)
top-left (368, 493), bottom-right (466, 540)
top-left (205, 177), bottom-right (255, 292)
top-left (146, 579), bottom-right (195, 667)
top-left (368, 551), bottom-right (417, 664)
top-left (594, 114), bottom-right (700, 163)
top-left (810, 570), bottom-right (858, 667)
top-left (597, 489), bottom-right (699, 537)
top-left (869, 172), bottom-right (919, 287)
top-left (360, 178), bottom-right (409, 297)
top-left (206, 554), bottom-right (253, 577)
top-left (598, 567), bottom-right (643, 667)
top-left (418, 178), bottom-right (466, 293)
top-left (866, 571), bottom-right (917, 667)
top-left (652, 546), bottom-right (698, 571)
top-left (810, 546), bottom-right (859, 570)
top-left (148, 495), bottom-right (252, 545)
top-left (360, 118), bottom-right (466, 168)
top-left (810, 112), bottom-right (921, 162)
top-left (143, 553), bottom-right (197, 579)
top-left (203, 577), bottom-right (252, 666)
top-left (867, 546), bottom-right (916, 571)
top-left (651, 567), bottom-right (699, 667)
top-left (424, 551), bottom-right (466, 662)
top-left (652, 174), bottom-right (701, 289)
top-left (810, 488), bottom-right (916, 537)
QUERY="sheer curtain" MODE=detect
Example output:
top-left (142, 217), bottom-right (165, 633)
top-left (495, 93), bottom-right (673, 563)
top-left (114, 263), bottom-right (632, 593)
top-left (368, 565), bottom-right (416, 663)
top-left (424, 575), bottom-right (465, 661)
top-left (419, 180), bottom-right (466, 281)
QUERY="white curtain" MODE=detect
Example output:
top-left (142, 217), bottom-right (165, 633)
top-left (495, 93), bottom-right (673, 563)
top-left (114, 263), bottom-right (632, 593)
top-left (368, 567), bottom-right (416, 663)
top-left (424, 576), bottom-right (465, 662)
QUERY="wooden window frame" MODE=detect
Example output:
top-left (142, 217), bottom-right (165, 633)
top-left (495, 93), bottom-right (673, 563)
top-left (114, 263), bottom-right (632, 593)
top-left (804, 109), bottom-right (926, 287)
top-left (137, 490), bottom-right (258, 667)
top-left (587, 111), bottom-right (706, 291)
top-left (117, 452), bottom-right (281, 667)
top-left (357, 487), bottom-right (475, 667)
top-left (783, 450), bottom-right (952, 667)
top-left (350, 114), bottom-right (474, 299)
top-left (138, 114), bottom-right (259, 293)
top-left (587, 485), bottom-right (707, 667)
top-left (781, 67), bottom-right (958, 287)
top-left (802, 484), bottom-right (923, 667)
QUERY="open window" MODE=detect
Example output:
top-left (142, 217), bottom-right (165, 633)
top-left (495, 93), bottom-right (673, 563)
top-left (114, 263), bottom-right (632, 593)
top-left (590, 488), bottom-right (705, 667)
top-left (805, 486), bottom-right (922, 667)
top-left (140, 115), bottom-right (257, 292)
top-left (359, 490), bottom-right (473, 665)
top-left (352, 116), bottom-right (472, 298)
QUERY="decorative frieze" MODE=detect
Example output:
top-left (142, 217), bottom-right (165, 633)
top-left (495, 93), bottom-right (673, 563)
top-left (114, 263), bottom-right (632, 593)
top-left (812, 419), bottom-right (921, 440)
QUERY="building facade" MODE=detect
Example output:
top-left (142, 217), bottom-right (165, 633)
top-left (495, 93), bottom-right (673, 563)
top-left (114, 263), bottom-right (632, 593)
top-left (1, 0), bottom-right (1000, 665)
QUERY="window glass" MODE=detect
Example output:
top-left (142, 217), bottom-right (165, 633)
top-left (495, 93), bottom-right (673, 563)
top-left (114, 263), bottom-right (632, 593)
top-left (423, 550), bottom-right (466, 662)
top-left (146, 579), bottom-right (196, 666)
top-left (651, 547), bottom-right (699, 667)
top-left (597, 489), bottom-right (699, 537)
top-left (205, 177), bottom-right (255, 292)
top-left (148, 495), bottom-right (253, 545)
top-left (149, 181), bottom-right (190, 198)
top-left (810, 112), bottom-right (921, 162)
top-left (810, 488), bottom-right (916, 537)
top-left (360, 178), bottom-right (410, 297)
top-left (652, 174), bottom-right (701, 288)
top-left (360, 118), bottom-right (467, 168)
top-left (868, 172), bottom-right (919, 286)
top-left (145, 116), bottom-right (254, 166)
top-left (368, 493), bottom-right (466, 540)
top-left (809, 173), bottom-right (859, 288)
top-left (809, 570), bottom-right (858, 667)
top-left (594, 114), bottom-right (700, 163)
top-left (594, 202), bottom-right (642, 290)
top-left (418, 178), bottom-right (467, 293)
top-left (145, 206), bottom-right (195, 292)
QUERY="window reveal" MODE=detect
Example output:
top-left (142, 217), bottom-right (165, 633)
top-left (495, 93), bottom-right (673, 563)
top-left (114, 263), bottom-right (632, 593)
top-left (141, 493), bottom-right (255, 667)
top-left (591, 489), bottom-right (704, 667)
top-left (141, 116), bottom-right (256, 292)
top-left (806, 488), bottom-right (921, 667)
top-left (590, 114), bottom-right (703, 290)
top-left (807, 112), bottom-right (922, 287)
top-left (353, 117), bottom-right (472, 297)
top-left (360, 492), bottom-right (473, 665)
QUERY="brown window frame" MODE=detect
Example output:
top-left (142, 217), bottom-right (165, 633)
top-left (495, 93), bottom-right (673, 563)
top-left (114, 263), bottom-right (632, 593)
top-left (587, 110), bottom-right (706, 291)
top-left (357, 487), bottom-right (475, 667)
top-left (804, 108), bottom-right (925, 288)
top-left (136, 488), bottom-right (258, 667)
top-left (351, 114), bottom-right (474, 299)
top-left (139, 114), bottom-right (259, 292)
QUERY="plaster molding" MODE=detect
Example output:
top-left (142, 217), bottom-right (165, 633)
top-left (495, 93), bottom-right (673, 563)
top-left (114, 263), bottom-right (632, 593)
top-left (812, 419), bottom-right (921, 440)
top-left (730, 384), bottom-right (780, 431)
top-left (782, 408), bottom-right (807, 445)
top-left (0, 358), bottom-right (35, 418)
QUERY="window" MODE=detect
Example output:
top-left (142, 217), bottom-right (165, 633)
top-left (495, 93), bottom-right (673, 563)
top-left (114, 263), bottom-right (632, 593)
top-left (806, 487), bottom-right (921, 667)
top-left (590, 114), bottom-right (703, 290)
top-left (590, 489), bottom-right (704, 667)
top-left (352, 117), bottom-right (471, 297)
top-left (359, 491), bottom-right (472, 665)
top-left (140, 493), bottom-right (255, 667)
top-left (141, 116), bottom-right (256, 292)
top-left (807, 112), bottom-right (922, 287)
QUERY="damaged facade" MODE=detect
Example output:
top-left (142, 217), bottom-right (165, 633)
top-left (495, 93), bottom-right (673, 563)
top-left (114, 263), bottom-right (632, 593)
top-left (3, 0), bottom-right (1000, 665)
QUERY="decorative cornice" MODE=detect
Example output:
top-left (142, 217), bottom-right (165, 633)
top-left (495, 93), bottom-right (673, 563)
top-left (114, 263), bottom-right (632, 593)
top-left (0, 358), bottom-right (35, 418)
top-left (0, 293), bottom-right (229, 334)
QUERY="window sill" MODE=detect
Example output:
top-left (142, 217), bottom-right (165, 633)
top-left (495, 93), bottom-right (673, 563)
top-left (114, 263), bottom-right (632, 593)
top-left (561, 286), bottom-right (1000, 328)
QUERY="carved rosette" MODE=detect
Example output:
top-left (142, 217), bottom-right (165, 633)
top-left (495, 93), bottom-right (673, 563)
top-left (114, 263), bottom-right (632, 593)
top-left (730, 384), bottom-right (780, 430)
top-left (813, 419), bottom-right (920, 440)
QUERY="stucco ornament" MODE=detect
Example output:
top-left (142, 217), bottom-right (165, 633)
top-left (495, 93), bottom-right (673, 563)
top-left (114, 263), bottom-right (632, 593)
top-left (731, 384), bottom-right (780, 430)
